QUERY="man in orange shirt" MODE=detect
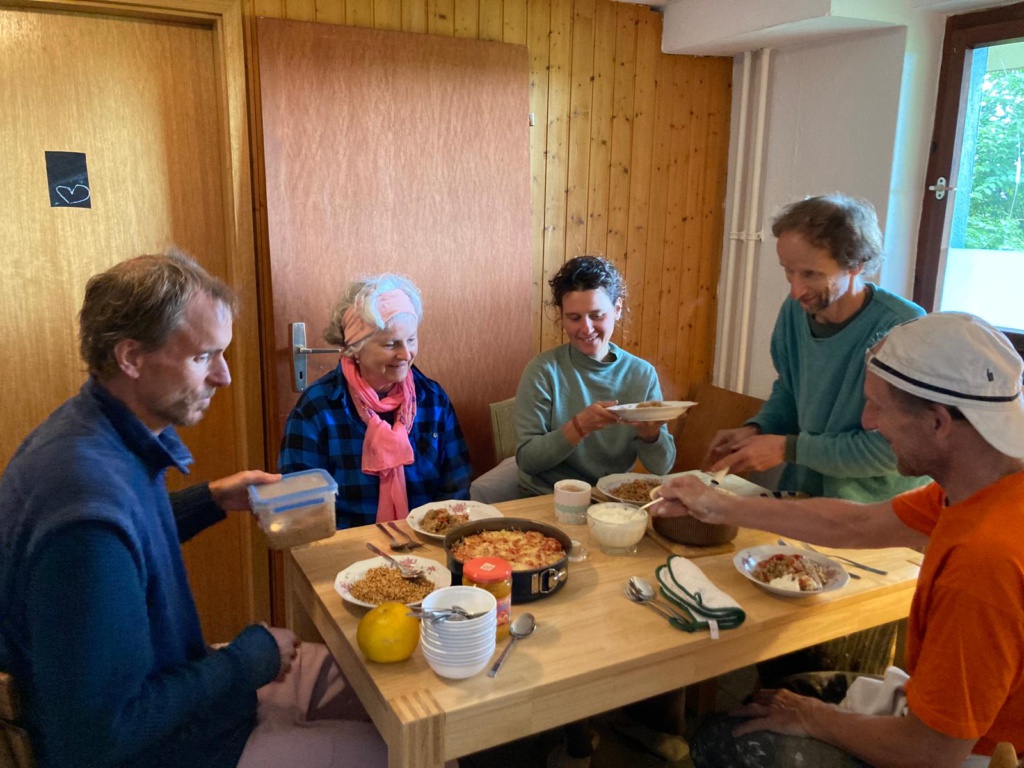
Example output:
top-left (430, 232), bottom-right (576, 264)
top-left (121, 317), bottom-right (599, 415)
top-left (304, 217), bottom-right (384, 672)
top-left (657, 312), bottom-right (1023, 768)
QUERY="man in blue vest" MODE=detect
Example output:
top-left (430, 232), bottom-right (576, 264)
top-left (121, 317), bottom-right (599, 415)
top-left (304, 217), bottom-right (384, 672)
top-left (0, 252), bottom-right (385, 767)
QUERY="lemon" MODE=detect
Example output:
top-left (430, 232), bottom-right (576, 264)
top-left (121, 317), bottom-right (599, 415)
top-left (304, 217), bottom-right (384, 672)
top-left (356, 601), bottom-right (420, 662)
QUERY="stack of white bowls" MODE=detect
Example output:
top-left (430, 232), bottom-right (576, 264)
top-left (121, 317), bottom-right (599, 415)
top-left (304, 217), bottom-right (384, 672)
top-left (419, 586), bottom-right (497, 679)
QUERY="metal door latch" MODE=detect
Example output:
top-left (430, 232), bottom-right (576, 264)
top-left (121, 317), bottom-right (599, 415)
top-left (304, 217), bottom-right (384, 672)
top-left (928, 176), bottom-right (956, 200)
top-left (290, 322), bottom-right (339, 393)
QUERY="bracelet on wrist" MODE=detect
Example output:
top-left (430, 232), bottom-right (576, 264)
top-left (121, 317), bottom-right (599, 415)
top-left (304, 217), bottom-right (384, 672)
top-left (571, 414), bottom-right (587, 439)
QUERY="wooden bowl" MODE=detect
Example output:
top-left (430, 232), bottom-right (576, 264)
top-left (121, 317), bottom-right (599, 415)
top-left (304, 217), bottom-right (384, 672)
top-left (651, 515), bottom-right (738, 547)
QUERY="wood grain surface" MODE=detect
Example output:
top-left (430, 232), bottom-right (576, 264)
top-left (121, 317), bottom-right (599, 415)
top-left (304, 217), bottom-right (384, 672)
top-left (287, 493), bottom-right (920, 768)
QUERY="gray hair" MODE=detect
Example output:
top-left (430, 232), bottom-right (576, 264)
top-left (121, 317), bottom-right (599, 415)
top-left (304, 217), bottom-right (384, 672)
top-left (324, 273), bottom-right (423, 356)
top-left (79, 249), bottom-right (238, 380)
top-left (771, 194), bottom-right (884, 275)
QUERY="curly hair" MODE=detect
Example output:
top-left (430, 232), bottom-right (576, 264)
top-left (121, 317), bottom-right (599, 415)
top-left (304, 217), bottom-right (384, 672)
top-left (79, 249), bottom-right (237, 380)
top-left (771, 194), bottom-right (884, 275)
top-left (324, 273), bottom-right (423, 356)
top-left (547, 256), bottom-right (626, 309)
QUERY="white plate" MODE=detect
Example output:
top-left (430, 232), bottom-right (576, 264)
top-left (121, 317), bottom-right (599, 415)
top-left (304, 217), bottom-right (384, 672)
top-left (607, 400), bottom-right (697, 422)
top-left (334, 556), bottom-right (452, 608)
top-left (596, 472), bottom-right (664, 505)
top-left (406, 499), bottom-right (504, 541)
top-left (733, 545), bottom-right (849, 597)
top-left (661, 469), bottom-right (769, 496)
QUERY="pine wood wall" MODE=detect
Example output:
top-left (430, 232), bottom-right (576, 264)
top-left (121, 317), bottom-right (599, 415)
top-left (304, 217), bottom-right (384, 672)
top-left (245, 0), bottom-right (732, 403)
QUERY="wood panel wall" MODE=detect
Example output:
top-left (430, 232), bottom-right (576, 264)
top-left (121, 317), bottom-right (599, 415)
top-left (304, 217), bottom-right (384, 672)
top-left (244, 0), bottom-right (732, 404)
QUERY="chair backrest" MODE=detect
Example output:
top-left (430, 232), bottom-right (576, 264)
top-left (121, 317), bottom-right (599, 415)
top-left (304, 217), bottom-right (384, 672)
top-left (0, 672), bottom-right (34, 768)
top-left (672, 382), bottom-right (765, 473)
top-left (489, 398), bottom-right (517, 463)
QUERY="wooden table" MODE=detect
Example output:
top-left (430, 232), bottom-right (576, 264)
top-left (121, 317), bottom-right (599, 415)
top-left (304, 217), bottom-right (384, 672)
top-left (285, 496), bottom-right (921, 768)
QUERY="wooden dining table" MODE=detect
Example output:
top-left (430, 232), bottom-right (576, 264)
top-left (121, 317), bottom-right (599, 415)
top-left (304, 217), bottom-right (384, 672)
top-left (284, 495), bottom-right (921, 768)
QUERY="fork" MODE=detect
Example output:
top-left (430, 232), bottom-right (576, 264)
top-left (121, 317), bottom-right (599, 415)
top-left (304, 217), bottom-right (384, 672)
top-left (376, 523), bottom-right (416, 551)
top-left (387, 521), bottom-right (424, 549)
top-left (799, 542), bottom-right (888, 575)
top-left (365, 542), bottom-right (425, 579)
top-left (777, 538), bottom-right (861, 579)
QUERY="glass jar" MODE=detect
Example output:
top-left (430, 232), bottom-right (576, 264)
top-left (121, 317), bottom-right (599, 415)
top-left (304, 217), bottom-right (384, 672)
top-left (462, 556), bottom-right (512, 639)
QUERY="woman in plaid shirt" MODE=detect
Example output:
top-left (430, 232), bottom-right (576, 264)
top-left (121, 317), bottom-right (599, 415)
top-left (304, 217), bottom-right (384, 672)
top-left (279, 274), bottom-right (471, 529)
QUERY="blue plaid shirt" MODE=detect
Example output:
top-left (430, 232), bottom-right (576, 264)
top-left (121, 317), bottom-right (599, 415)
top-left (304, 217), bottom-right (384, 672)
top-left (279, 365), bottom-right (472, 529)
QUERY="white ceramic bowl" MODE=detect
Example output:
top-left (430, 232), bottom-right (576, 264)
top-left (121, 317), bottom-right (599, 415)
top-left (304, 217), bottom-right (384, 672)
top-left (422, 651), bottom-right (494, 679)
top-left (587, 502), bottom-right (648, 554)
top-left (421, 585), bottom-right (497, 616)
top-left (420, 640), bottom-right (496, 662)
top-left (420, 628), bottom-right (496, 653)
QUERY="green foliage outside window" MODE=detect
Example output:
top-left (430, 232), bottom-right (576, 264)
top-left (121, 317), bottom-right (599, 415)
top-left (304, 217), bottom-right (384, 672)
top-left (966, 68), bottom-right (1024, 250)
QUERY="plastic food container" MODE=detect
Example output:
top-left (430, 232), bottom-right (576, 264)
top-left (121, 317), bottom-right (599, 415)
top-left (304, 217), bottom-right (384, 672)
top-left (248, 469), bottom-right (338, 549)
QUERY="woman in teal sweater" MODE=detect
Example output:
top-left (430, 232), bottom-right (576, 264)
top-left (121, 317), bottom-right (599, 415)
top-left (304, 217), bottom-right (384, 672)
top-left (515, 256), bottom-right (675, 496)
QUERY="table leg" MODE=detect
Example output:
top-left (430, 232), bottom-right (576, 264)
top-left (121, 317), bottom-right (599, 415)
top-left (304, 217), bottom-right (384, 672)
top-left (387, 691), bottom-right (446, 768)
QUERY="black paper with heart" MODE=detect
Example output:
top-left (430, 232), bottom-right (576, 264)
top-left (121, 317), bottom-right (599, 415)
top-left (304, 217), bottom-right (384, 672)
top-left (45, 151), bottom-right (91, 208)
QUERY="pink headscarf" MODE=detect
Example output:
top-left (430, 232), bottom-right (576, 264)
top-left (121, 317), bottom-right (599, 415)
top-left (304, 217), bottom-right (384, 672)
top-left (340, 289), bottom-right (419, 522)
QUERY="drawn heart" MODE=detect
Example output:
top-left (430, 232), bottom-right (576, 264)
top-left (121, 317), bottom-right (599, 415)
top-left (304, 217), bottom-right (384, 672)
top-left (55, 184), bottom-right (90, 205)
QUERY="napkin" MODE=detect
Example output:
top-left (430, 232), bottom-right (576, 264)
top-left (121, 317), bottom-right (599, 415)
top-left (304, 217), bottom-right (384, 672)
top-left (655, 556), bottom-right (746, 636)
top-left (838, 666), bottom-right (909, 717)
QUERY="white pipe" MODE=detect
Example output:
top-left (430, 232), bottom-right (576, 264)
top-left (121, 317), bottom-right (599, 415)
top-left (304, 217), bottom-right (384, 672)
top-left (715, 51), bottom-right (752, 388)
top-left (735, 47), bottom-right (772, 393)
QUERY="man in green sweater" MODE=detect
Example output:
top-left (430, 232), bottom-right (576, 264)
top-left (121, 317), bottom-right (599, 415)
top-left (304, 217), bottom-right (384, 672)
top-left (706, 194), bottom-right (928, 502)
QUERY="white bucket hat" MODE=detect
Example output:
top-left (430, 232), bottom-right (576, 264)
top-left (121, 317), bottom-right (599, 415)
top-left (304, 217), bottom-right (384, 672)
top-left (866, 312), bottom-right (1024, 458)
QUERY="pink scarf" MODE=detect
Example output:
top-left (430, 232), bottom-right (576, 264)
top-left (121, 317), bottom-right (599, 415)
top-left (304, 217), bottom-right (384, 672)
top-left (340, 356), bottom-right (417, 522)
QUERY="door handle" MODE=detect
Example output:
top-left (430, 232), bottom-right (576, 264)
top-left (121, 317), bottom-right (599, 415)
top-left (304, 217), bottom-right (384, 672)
top-left (928, 176), bottom-right (956, 200)
top-left (290, 322), bottom-right (339, 392)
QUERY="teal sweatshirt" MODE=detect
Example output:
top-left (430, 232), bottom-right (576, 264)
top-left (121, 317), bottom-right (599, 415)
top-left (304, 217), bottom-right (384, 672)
top-left (750, 286), bottom-right (929, 502)
top-left (515, 343), bottom-right (675, 496)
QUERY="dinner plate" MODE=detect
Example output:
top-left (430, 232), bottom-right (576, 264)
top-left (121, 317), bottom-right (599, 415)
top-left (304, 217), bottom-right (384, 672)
top-left (607, 400), bottom-right (697, 422)
top-left (406, 499), bottom-right (504, 541)
top-left (596, 472), bottom-right (664, 505)
top-left (334, 556), bottom-right (451, 608)
top-left (662, 469), bottom-right (768, 496)
top-left (733, 545), bottom-right (849, 598)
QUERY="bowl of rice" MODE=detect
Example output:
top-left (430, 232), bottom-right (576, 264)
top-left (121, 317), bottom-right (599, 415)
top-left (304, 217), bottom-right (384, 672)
top-left (334, 556), bottom-right (452, 608)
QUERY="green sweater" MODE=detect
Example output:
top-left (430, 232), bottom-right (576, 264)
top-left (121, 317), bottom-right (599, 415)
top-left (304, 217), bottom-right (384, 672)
top-left (751, 286), bottom-right (929, 502)
top-left (515, 343), bottom-right (675, 495)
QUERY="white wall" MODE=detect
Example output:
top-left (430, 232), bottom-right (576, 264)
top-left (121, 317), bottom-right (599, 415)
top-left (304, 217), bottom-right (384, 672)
top-left (740, 29), bottom-right (912, 398)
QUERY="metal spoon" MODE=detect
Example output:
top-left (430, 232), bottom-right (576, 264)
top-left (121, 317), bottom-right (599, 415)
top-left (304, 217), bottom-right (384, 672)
top-left (629, 576), bottom-right (693, 623)
top-left (487, 613), bottom-right (536, 677)
top-left (387, 521), bottom-right (424, 550)
top-left (364, 542), bottom-right (425, 579)
top-left (623, 583), bottom-right (678, 621)
top-left (376, 523), bottom-right (415, 551)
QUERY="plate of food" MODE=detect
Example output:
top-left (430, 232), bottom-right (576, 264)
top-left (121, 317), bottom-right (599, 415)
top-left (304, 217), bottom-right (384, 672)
top-left (334, 556), bottom-right (451, 608)
top-left (596, 473), bottom-right (664, 505)
top-left (607, 400), bottom-right (697, 422)
top-left (734, 545), bottom-right (848, 597)
top-left (406, 499), bottom-right (504, 541)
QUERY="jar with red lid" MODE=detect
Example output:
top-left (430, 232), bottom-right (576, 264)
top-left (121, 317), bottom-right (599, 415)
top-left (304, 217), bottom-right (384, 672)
top-left (462, 556), bottom-right (512, 639)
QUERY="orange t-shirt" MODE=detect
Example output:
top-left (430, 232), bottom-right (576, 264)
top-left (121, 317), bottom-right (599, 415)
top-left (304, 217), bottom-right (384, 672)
top-left (893, 471), bottom-right (1024, 755)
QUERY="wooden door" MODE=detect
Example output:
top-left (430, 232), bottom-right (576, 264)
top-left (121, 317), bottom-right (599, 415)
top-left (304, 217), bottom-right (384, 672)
top-left (0, 3), bottom-right (262, 642)
top-left (254, 18), bottom-right (534, 474)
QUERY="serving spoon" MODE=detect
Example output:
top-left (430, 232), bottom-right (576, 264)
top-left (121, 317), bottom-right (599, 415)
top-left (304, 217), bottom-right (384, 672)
top-left (487, 613), bottom-right (536, 677)
top-left (365, 542), bottom-right (425, 579)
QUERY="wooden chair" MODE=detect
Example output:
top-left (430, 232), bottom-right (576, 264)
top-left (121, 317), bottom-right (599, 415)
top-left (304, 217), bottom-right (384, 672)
top-left (0, 672), bottom-right (34, 768)
top-left (672, 381), bottom-right (765, 473)
top-left (470, 398), bottom-right (519, 503)
top-left (489, 397), bottom-right (517, 463)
